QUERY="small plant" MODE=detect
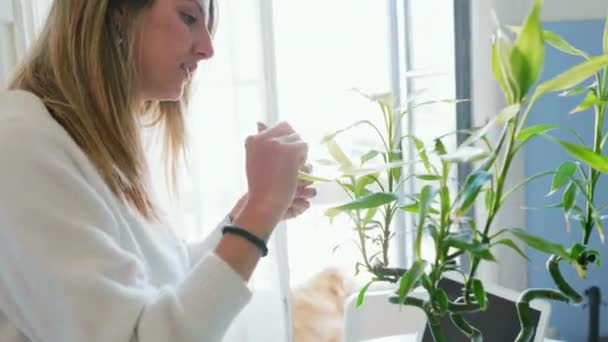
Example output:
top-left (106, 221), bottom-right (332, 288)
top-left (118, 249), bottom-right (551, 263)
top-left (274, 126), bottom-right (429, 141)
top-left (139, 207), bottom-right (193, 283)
top-left (299, 0), bottom-right (608, 340)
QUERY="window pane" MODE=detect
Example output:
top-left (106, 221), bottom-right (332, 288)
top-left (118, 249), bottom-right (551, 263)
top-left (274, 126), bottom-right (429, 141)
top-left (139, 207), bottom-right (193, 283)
top-left (272, 0), bottom-right (393, 286)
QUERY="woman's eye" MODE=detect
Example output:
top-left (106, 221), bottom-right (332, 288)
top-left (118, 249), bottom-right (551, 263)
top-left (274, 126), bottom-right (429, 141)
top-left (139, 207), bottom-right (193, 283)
top-left (181, 12), bottom-right (198, 25)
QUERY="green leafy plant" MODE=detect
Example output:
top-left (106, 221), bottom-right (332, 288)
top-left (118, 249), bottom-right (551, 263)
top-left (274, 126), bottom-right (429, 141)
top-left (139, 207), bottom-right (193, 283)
top-left (298, 0), bottom-right (608, 340)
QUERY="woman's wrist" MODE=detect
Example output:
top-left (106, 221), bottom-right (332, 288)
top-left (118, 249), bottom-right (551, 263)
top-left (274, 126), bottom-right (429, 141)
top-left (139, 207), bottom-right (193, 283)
top-left (232, 202), bottom-right (278, 241)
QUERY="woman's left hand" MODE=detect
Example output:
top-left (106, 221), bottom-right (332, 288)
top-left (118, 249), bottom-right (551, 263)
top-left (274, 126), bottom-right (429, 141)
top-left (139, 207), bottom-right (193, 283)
top-left (283, 163), bottom-right (316, 220)
top-left (230, 163), bottom-right (316, 222)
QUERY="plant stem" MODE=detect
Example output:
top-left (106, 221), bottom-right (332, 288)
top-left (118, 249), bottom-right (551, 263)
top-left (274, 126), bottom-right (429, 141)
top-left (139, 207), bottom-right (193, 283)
top-left (450, 313), bottom-right (482, 342)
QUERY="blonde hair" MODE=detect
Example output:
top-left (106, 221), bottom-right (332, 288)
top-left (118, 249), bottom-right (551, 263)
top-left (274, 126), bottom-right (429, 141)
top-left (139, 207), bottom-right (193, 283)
top-left (8, 0), bottom-right (217, 222)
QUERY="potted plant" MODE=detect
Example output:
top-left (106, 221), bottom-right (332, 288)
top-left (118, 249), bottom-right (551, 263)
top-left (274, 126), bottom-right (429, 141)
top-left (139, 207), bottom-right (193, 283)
top-left (299, 0), bottom-right (608, 341)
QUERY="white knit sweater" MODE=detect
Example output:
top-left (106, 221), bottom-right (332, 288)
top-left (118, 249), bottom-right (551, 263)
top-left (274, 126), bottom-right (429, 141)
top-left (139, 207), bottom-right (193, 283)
top-left (0, 90), bottom-right (252, 342)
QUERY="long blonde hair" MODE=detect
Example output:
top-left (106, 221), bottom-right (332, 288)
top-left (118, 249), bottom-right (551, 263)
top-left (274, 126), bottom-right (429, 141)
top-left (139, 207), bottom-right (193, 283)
top-left (8, 0), bottom-right (217, 222)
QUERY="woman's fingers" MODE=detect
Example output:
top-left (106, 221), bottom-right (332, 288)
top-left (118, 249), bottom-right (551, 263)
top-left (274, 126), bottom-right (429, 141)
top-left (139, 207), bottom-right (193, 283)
top-left (285, 198), bottom-right (311, 219)
top-left (295, 186), bottom-right (317, 199)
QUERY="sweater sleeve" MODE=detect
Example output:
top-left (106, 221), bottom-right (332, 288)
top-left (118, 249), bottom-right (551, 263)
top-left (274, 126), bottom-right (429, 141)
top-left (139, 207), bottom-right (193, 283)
top-left (0, 121), bottom-right (251, 341)
top-left (186, 216), bottom-right (231, 268)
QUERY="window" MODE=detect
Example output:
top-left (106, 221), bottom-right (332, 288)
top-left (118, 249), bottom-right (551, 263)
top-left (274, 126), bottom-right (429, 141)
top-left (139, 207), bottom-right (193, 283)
top-left (271, 1), bottom-right (457, 286)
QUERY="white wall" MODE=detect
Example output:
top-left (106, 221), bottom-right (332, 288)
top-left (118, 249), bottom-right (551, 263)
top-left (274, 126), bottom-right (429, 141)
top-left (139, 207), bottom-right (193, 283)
top-left (470, 0), bottom-right (607, 290)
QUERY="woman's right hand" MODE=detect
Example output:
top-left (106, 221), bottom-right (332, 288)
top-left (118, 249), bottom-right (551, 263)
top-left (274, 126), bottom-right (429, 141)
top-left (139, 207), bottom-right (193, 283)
top-left (234, 121), bottom-right (308, 238)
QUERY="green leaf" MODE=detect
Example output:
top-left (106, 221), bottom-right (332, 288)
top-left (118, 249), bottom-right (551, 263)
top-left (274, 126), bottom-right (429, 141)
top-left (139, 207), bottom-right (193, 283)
top-left (570, 91), bottom-right (607, 114)
top-left (562, 182), bottom-right (577, 213)
top-left (497, 103), bottom-right (522, 123)
top-left (397, 260), bottom-right (428, 302)
top-left (415, 186), bottom-right (439, 258)
top-left (568, 243), bottom-right (586, 261)
top-left (509, 0), bottom-right (544, 97)
top-left (356, 280), bottom-right (375, 307)
top-left (485, 188), bottom-right (495, 211)
top-left (441, 146), bottom-right (489, 163)
top-left (434, 139), bottom-right (447, 155)
top-left (416, 174), bottom-right (442, 181)
top-left (595, 216), bottom-right (606, 243)
top-left (556, 139), bottom-right (608, 173)
top-left (445, 234), bottom-right (496, 261)
top-left (492, 33), bottom-right (514, 103)
top-left (492, 238), bottom-right (531, 261)
top-left (432, 288), bottom-right (449, 314)
top-left (543, 30), bottom-right (589, 58)
top-left (400, 202), bottom-right (440, 215)
top-left (326, 192), bottom-right (398, 215)
top-left (471, 279), bottom-right (488, 310)
top-left (510, 228), bottom-right (570, 259)
top-left (354, 174), bottom-right (379, 197)
top-left (560, 84), bottom-right (596, 97)
top-left (508, 26), bottom-right (589, 59)
top-left (321, 119), bottom-right (382, 144)
top-left (297, 171), bottom-right (334, 183)
top-left (535, 55), bottom-right (608, 100)
top-left (360, 150), bottom-right (380, 165)
top-left (326, 139), bottom-right (353, 168)
top-left (516, 124), bottom-right (559, 143)
top-left (455, 170), bottom-right (493, 217)
top-left (549, 161), bottom-right (577, 195)
top-left (492, 31), bottom-right (519, 104)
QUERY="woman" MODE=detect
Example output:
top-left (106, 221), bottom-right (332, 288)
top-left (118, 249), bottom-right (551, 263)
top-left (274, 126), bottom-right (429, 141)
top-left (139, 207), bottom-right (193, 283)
top-left (0, 0), bottom-right (315, 341)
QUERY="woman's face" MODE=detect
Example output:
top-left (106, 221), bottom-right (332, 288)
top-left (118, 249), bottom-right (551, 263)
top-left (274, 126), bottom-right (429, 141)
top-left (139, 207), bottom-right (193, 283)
top-left (136, 0), bottom-right (214, 101)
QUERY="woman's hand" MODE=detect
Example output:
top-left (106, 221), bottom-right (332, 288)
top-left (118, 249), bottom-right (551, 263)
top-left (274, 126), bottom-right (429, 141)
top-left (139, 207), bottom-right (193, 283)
top-left (230, 163), bottom-right (316, 222)
top-left (231, 121), bottom-right (308, 238)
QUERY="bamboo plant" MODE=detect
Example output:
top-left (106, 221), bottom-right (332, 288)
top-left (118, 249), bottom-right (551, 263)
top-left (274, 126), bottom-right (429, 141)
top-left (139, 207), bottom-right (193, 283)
top-left (298, 0), bottom-right (608, 340)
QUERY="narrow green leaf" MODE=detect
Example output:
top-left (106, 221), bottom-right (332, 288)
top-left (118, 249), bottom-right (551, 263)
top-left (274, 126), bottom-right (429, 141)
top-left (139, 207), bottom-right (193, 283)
top-left (397, 260), bottom-right (428, 302)
top-left (493, 238), bottom-right (531, 261)
top-left (471, 279), bottom-right (488, 310)
top-left (416, 174), bottom-right (442, 181)
top-left (432, 288), bottom-right (449, 314)
top-left (326, 139), bottom-right (353, 168)
top-left (321, 119), bottom-right (381, 144)
top-left (508, 26), bottom-right (589, 59)
top-left (549, 161), bottom-right (577, 195)
top-left (516, 124), bottom-right (559, 143)
top-left (356, 280), bottom-right (375, 307)
top-left (497, 103), bottom-right (522, 123)
top-left (297, 171), bottom-right (333, 183)
top-left (556, 139), bottom-right (608, 173)
top-left (327, 192), bottom-right (398, 214)
top-left (510, 228), bottom-right (570, 259)
top-left (595, 216), bottom-right (606, 243)
top-left (485, 188), bottom-right (495, 211)
top-left (570, 91), bottom-right (606, 114)
top-left (455, 171), bottom-right (493, 217)
top-left (445, 234), bottom-right (496, 261)
top-left (400, 202), bottom-right (440, 215)
top-left (559, 84), bottom-right (595, 97)
top-left (434, 139), bottom-right (447, 155)
top-left (493, 31), bottom-right (520, 103)
top-left (492, 33), bottom-right (515, 104)
top-left (441, 146), bottom-right (489, 163)
top-left (354, 174), bottom-right (379, 197)
top-left (535, 55), bottom-right (608, 99)
top-left (415, 186), bottom-right (439, 258)
top-left (544, 30), bottom-right (589, 58)
top-left (562, 182), bottom-right (577, 213)
top-left (360, 150), bottom-right (380, 165)
top-left (510, 0), bottom-right (544, 97)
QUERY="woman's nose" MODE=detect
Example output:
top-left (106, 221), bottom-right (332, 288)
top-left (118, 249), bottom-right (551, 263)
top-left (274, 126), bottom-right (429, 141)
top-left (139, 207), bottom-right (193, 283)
top-left (193, 27), bottom-right (214, 61)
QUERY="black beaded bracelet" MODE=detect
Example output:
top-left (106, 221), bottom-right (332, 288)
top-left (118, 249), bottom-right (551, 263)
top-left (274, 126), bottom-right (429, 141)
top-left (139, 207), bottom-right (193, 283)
top-left (221, 226), bottom-right (269, 257)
